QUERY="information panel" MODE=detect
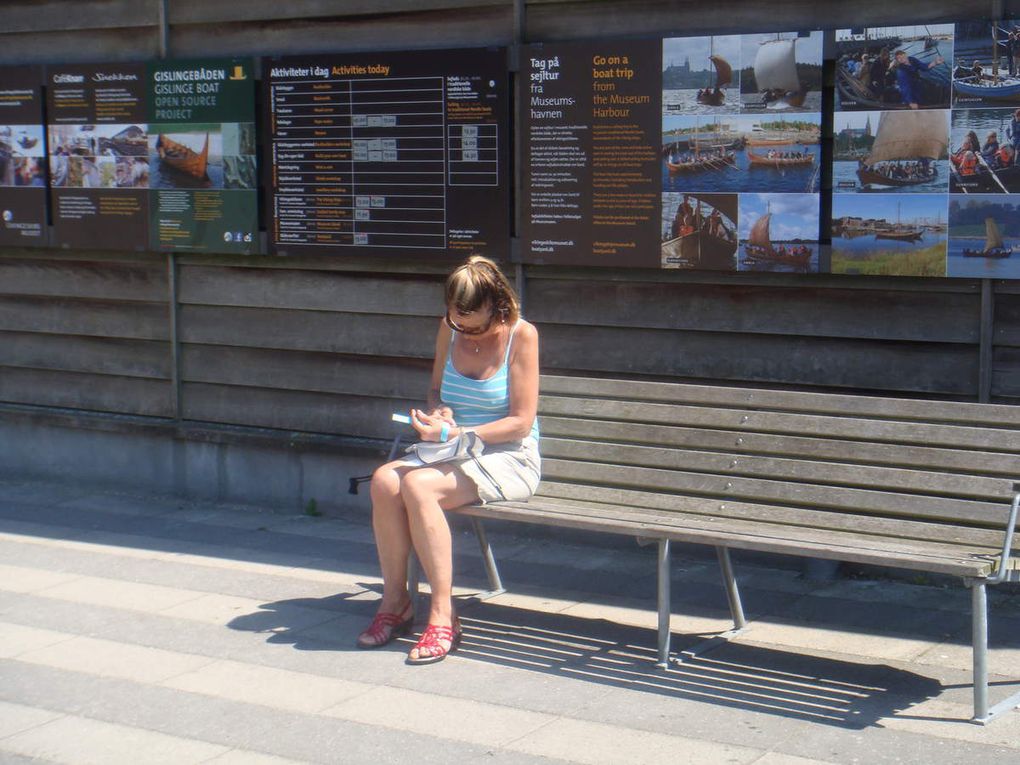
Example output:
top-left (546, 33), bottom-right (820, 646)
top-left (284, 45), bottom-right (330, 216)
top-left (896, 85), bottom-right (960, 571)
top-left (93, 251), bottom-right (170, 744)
top-left (523, 31), bottom-right (823, 272)
top-left (48, 62), bottom-right (149, 250)
top-left (0, 66), bottom-right (46, 247)
top-left (263, 48), bottom-right (508, 258)
top-left (47, 58), bottom-right (258, 253)
top-left (148, 59), bottom-right (258, 253)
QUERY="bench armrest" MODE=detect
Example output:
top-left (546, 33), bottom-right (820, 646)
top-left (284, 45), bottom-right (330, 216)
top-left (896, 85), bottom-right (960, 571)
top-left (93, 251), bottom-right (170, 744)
top-left (988, 483), bottom-right (1020, 584)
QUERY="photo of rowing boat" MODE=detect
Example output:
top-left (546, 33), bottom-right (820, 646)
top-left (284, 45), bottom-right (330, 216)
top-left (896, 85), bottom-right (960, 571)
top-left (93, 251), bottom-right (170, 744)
top-left (148, 124), bottom-right (222, 189)
top-left (949, 108), bottom-right (1020, 193)
top-left (663, 114), bottom-right (820, 193)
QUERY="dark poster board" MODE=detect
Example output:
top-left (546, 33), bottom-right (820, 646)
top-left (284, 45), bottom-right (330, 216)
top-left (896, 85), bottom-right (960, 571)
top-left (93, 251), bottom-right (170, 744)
top-left (522, 32), bottom-right (823, 272)
top-left (47, 58), bottom-right (257, 254)
top-left (263, 48), bottom-right (509, 259)
top-left (0, 66), bottom-right (47, 247)
top-left (523, 41), bottom-right (663, 268)
top-left (148, 59), bottom-right (258, 254)
top-left (47, 62), bottom-right (149, 250)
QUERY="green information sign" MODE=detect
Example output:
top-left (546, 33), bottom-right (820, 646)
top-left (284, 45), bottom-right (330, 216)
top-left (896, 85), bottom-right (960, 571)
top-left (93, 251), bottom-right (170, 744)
top-left (147, 58), bottom-right (258, 254)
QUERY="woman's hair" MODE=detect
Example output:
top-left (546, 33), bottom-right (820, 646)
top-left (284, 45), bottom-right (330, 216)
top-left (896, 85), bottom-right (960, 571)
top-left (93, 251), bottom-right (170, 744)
top-left (445, 255), bottom-right (520, 324)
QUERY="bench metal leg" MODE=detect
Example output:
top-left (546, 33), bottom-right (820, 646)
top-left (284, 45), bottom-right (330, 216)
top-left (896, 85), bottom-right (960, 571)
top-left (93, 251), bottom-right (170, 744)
top-left (657, 539), bottom-right (671, 668)
top-left (716, 547), bottom-right (746, 631)
top-left (471, 517), bottom-right (506, 598)
top-left (969, 578), bottom-right (1020, 725)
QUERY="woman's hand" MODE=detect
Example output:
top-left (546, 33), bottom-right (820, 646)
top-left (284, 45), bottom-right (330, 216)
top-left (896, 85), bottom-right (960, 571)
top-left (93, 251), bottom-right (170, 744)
top-left (411, 409), bottom-right (457, 442)
top-left (428, 405), bottom-right (456, 424)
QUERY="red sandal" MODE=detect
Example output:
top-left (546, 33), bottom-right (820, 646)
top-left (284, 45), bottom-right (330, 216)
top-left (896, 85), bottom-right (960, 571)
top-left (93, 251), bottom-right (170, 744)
top-left (356, 602), bottom-right (413, 649)
top-left (406, 619), bottom-right (462, 665)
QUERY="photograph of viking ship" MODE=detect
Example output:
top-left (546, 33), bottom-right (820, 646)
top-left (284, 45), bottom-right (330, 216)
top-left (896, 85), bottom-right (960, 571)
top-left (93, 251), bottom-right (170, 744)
top-left (835, 25), bottom-right (953, 111)
top-left (831, 194), bottom-right (948, 276)
top-left (662, 192), bottom-right (738, 270)
top-left (949, 108), bottom-right (1020, 193)
top-left (840, 110), bottom-right (949, 192)
top-left (149, 125), bottom-right (223, 189)
top-left (953, 21), bottom-right (1020, 106)
top-left (740, 31), bottom-right (823, 112)
top-left (738, 193), bottom-right (818, 272)
top-left (947, 196), bottom-right (1020, 277)
top-left (662, 35), bottom-right (741, 114)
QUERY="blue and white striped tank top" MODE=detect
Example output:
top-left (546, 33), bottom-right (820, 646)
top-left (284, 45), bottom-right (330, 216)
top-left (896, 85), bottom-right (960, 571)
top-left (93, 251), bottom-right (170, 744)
top-left (440, 321), bottom-right (540, 440)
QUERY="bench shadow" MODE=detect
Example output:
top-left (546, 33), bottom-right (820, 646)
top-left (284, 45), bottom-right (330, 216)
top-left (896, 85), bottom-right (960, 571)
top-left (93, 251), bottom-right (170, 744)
top-left (228, 591), bottom-right (943, 730)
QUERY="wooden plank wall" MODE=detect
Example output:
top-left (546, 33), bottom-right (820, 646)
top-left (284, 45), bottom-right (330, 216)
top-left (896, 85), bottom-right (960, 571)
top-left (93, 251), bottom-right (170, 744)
top-left (0, 0), bottom-right (1017, 443)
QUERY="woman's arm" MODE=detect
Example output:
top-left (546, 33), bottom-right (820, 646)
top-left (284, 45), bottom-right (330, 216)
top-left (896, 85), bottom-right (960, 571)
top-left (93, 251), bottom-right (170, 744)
top-left (426, 317), bottom-right (452, 413)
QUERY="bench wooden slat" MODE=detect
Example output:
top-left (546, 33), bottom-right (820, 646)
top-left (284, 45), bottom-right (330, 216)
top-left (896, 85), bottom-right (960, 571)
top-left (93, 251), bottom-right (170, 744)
top-left (540, 416), bottom-right (1020, 478)
top-left (539, 397), bottom-right (1020, 453)
top-left (455, 501), bottom-right (994, 577)
top-left (533, 482), bottom-right (1013, 548)
top-left (540, 374), bottom-right (1020, 427)
top-left (540, 437), bottom-right (1014, 502)
top-left (541, 459), bottom-right (1007, 526)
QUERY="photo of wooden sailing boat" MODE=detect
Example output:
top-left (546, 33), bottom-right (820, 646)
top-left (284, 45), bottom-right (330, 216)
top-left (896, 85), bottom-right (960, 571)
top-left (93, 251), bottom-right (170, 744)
top-left (662, 35), bottom-right (741, 115)
top-left (742, 202), bottom-right (812, 268)
top-left (855, 110), bottom-right (948, 189)
top-left (155, 133), bottom-right (211, 185)
top-left (948, 195), bottom-right (1020, 277)
top-left (662, 193), bottom-right (738, 270)
top-left (697, 39), bottom-right (732, 107)
top-left (962, 216), bottom-right (1013, 258)
top-left (755, 37), bottom-right (803, 106)
top-left (953, 22), bottom-right (1020, 105)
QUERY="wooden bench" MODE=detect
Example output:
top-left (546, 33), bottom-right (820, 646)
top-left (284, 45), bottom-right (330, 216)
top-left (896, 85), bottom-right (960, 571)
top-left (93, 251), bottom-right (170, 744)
top-left (442, 374), bottom-right (1020, 725)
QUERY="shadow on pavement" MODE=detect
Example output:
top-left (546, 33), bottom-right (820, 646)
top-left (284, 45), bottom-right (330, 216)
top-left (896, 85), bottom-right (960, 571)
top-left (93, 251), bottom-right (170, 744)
top-left (229, 592), bottom-right (942, 730)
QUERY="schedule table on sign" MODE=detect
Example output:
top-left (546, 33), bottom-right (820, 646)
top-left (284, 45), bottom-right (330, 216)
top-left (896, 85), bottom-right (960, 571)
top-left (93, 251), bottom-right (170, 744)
top-left (271, 75), bottom-right (495, 249)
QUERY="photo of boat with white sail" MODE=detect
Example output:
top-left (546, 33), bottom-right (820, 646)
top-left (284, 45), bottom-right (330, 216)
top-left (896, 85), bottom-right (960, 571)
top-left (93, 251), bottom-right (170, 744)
top-left (739, 31), bottom-right (822, 112)
top-left (663, 35), bottom-right (741, 114)
top-left (948, 195), bottom-right (1020, 278)
top-left (833, 110), bottom-right (949, 193)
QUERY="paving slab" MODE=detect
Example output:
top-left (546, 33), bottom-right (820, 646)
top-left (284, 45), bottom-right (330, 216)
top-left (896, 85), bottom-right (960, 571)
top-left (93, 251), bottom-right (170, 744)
top-left (2, 478), bottom-right (1019, 765)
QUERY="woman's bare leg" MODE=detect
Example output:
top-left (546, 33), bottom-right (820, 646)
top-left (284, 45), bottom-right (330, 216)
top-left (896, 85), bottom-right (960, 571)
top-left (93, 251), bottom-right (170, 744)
top-left (399, 465), bottom-right (479, 659)
top-left (368, 460), bottom-right (416, 613)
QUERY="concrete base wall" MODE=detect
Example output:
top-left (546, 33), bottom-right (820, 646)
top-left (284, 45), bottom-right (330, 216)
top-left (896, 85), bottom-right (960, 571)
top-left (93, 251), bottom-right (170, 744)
top-left (0, 412), bottom-right (382, 517)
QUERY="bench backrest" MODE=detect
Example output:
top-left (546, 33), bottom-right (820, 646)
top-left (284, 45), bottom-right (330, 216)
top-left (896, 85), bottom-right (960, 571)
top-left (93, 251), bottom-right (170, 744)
top-left (536, 375), bottom-right (1020, 551)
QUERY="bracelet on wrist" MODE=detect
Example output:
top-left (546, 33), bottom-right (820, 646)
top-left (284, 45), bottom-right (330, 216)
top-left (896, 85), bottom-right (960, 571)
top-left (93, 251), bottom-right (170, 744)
top-left (439, 423), bottom-right (450, 442)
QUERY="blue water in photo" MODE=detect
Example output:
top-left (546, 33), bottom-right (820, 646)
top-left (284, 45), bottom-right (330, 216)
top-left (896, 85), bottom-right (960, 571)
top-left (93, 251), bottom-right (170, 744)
top-left (149, 153), bottom-right (224, 190)
top-left (662, 144), bottom-right (820, 193)
top-left (833, 231), bottom-right (948, 254)
top-left (947, 237), bottom-right (1020, 278)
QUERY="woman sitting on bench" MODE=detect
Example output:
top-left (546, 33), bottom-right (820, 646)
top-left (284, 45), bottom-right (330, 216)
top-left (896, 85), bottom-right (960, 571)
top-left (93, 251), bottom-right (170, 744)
top-left (357, 255), bottom-right (541, 663)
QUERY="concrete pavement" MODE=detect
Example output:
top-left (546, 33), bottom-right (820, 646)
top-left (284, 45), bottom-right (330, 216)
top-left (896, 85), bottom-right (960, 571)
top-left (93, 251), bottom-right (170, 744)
top-left (1, 478), bottom-right (1019, 764)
